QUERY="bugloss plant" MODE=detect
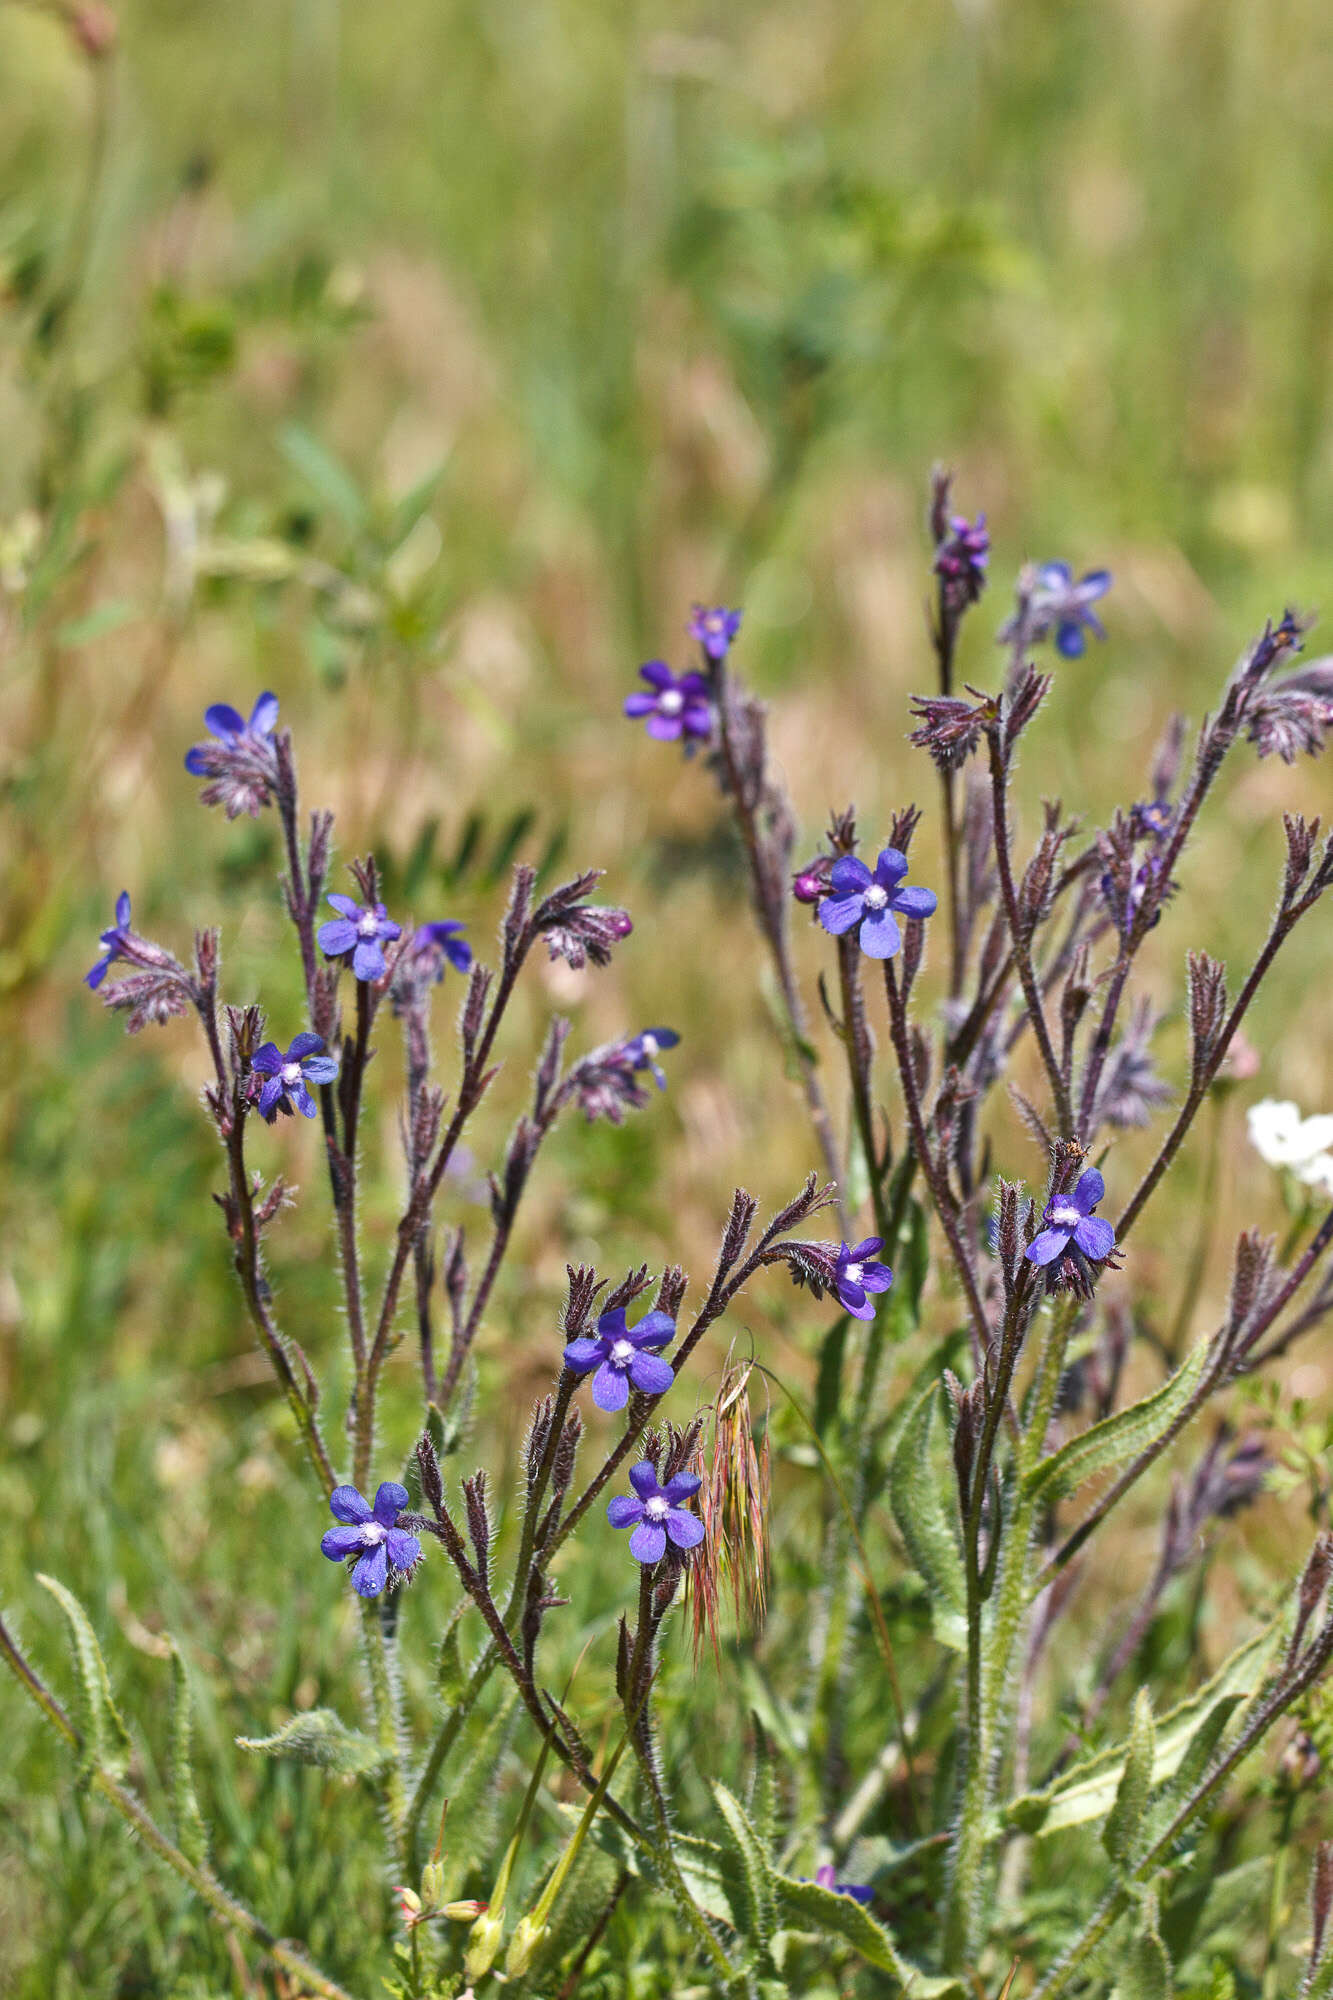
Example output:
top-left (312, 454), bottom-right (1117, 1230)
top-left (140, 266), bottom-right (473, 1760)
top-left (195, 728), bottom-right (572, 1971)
top-left (10, 464), bottom-right (1333, 1999)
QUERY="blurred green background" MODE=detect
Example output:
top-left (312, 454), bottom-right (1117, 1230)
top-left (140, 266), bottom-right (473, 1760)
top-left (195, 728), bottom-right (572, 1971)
top-left (3, 0), bottom-right (1333, 1991)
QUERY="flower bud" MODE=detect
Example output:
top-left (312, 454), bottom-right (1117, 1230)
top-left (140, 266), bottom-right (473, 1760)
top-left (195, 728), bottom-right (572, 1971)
top-left (504, 1913), bottom-right (547, 1978)
top-left (464, 1909), bottom-right (505, 1981)
top-left (442, 1899), bottom-right (488, 1922)
top-left (420, 1859), bottom-right (445, 1907)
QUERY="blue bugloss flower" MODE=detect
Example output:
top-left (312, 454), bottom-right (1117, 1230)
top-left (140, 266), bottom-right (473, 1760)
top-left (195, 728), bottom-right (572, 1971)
top-left (564, 1305), bottom-right (676, 1412)
top-left (818, 849), bottom-right (937, 959)
top-left (317, 895), bottom-right (402, 981)
top-left (834, 1238), bottom-right (894, 1320)
top-left (813, 1864), bottom-right (873, 1906)
top-left (411, 920), bottom-right (472, 979)
top-left (1034, 563), bottom-right (1112, 659)
top-left (623, 1027), bottom-right (679, 1089)
top-left (251, 1032), bottom-right (339, 1120)
top-left (1026, 1168), bottom-right (1116, 1266)
top-left (321, 1482), bottom-right (420, 1597)
top-left (184, 691), bottom-right (279, 773)
top-left (85, 890), bottom-right (133, 989)
top-left (624, 661), bottom-right (712, 741)
top-left (607, 1461), bottom-right (704, 1564)
top-left (688, 604), bottom-right (742, 662)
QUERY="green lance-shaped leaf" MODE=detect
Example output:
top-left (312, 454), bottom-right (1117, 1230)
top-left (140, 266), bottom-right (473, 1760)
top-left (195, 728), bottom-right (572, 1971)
top-left (37, 1574), bottom-right (132, 1780)
top-left (712, 1781), bottom-right (777, 1963)
top-left (278, 422), bottom-right (370, 536)
top-left (236, 1708), bottom-right (389, 1777)
top-left (1116, 1888), bottom-right (1172, 2000)
top-left (1103, 1689), bottom-right (1155, 1870)
top-left (168, 1641), bottom-right (209, 1865)
top-left (768, 1871), bottom-right (964, 1994)
top-left (1005, 1622), bottom-right (1275, 1837)
top-left (1024, 1337), bottom-right (1210, 1503)
top-left (888, 1382), bottom-right (966, 1651)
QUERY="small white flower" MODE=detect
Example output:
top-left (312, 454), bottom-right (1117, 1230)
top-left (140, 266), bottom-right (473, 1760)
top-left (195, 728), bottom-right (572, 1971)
top-left (1246, 1098), bottom-right (1333, 1170)
top-left (1298, 1153), bottom-right (1333, 1199)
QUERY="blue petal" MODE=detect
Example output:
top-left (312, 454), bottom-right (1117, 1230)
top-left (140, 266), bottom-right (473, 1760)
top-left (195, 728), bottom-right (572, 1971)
top-left (293, 1081), bottom-right (317, 1117)
top-left (1056, 623), bottom-right (1086, 659)
top-left (184, 746), bottom-right (209, 774)
top-left (1074, 1216), bottom-right (1115, 1262)
top-left (628, 1309), bottom-right (675, 1348)
top-left (873, 848), bottom-right (909, 888)
top-left (830, 855), bottom-right (872, 894)
top-left (1025, 1228), bottom-right (1073, 1267)
top-left (85, 958), bottom-right (109, 989)
top-left (628, 1521), bottom-right (666, 1564)
top-left (607, 1495), bottom-right (644, 1528)
top-left (596, 1306), bottom-right (628, 1341)
top-left (327, 893), bottom-right (360, 918)
top-left (665, 1508), bottom-right (704, 1550)
top-left (352, 938), bottom-right (385, 981)
top-left (351, 1543), bottom-right (388, 1596)
top-left (318, 918), bottom-right (358, 955)
top-left (258, 1077), bottom-right (284, 1116)
top-left (629, 1461), bottom-right (659, 1499)
top-left (663, 1471), bottom-right (701, 1503)
top-left (1073, 1168), bottom-right (1105, 1213)
top-left (592, 1362), bottom-right (628, 1411)
top-left (250, 1042), bottom-right (284, 1075)
top-left (819, 891), bottom-right (865, 938)
top-left (287, 1031), bottom-right (324, 1060)
top-left (890, 885), bottom-right (937, 921)
top-left (321, 1524), bottom-right (367, 1560)
top-left (249, 691), bottom-right (280, 735)
top-left (204, 703), bottom-right (246, 738)
top-left (301, 1055), bottom-right (338, 1084)
top-left (628, 1352), bottom-right (674, 1396)
top-left (385, 1528), bottom-right (420, 1570)
top-left (373, 1481), bottom-right (409, 1525)
top-left (857, 908), bottom-right (902, 959)
top-left (115, 891), bottom-right (132, 928)
top-left (563, 1338), bottom-right (604, 1372)
top-left (330, 1484), bottom-right (372, 1524)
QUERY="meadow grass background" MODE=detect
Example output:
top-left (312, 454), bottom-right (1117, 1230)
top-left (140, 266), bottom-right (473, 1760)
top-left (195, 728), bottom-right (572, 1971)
top-left (4, 0), bottom-right (1333, 1992)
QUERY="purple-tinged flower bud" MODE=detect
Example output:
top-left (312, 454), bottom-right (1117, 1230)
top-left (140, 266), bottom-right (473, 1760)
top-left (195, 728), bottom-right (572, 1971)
top-left (792, 866), bottom-right (826, 905)
top-left (933, 511), bottom-right (990, 616)
top-left (909, 692), bottom-right (989, 773)
top-left (688, 603), bottom-right (742, 662)
top-left (184, 693), bottom-right (280, 819)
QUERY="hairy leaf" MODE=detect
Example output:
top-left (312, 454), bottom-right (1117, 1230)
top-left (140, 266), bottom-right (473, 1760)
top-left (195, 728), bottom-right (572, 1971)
top-left (169, 1641), bottom-right (209, 1865)
top-left (36, 1574), bottom-right (132, 1780)
top-left (236, 1708), bottom-right (389, 1777)
top-left (770, 1872), bottom-right (963, 1992)
top-left (889, 1382), bottom-right (966, 1650)
top-left (1005, 1624), bottom-right (1275, 1836)
top-left (1103, 1690), bottom-right (1155, 1869)
top-left (712, 1781), bottom-right (776, 1962)
top-left (1024, 1337), bottom-right (1210, 1503)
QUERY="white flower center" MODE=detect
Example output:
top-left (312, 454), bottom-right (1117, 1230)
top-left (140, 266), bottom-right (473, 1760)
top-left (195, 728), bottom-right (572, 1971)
top-left (361, 1520), bottom-right (386, 1545)
top-left (644, 1496), bottom-right (669, 1522)
top-left (281, 1061), bottom-right (302, 1086)
top-left (611, 1338), bottom-right (635, 1366)
top-left (863, 884), bottom-right (889, 912)
top-left (358, 912), bottom-right (379, 936)
top-left (1049, 1203), bottom-right (1081, 1229)
top-left (843, 1262), bottom-right (864, 1286)
top-left (658, 689), bottom-right (684, 716)
top-left (640, 1034), bottom-right (659, 1057)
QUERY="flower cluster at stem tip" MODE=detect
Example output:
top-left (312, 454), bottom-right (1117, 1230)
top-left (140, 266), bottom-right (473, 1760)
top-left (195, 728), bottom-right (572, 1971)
top-left (607, 1461), bottom-right (704, 1564)
top-left (320, 1483), bottom-right (421, 1597)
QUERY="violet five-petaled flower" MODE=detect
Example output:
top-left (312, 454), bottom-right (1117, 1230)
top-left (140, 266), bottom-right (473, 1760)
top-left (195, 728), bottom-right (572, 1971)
top-left (817, 849), bottom-right (937, 960)
top-left (183, 692), bottom-right (280, 818)
top-left (688, 603), bottom-right (742, 661)
top-left (317, 895), bottom-right (403, 981)
top-left (250, 1033), bottom-right (339, 1120)
top-left (607, 1461), bottom-right (704, 1564)
top-left (410, 920), bottom-right (472, 979)
top-left (833, 1237), bottom-right (894, 1320)
top-left (1026, 1168), bottom-right (1116, 1266)
top-left (564, 1305), bottom-right (676, 1411)
top-left (813, 1865), bottom-right (874, 1906)
top-left (320, 1482), bottom-right (421, 1597)
top-left (1031, 562), bottom-right (1112, 659)
top-left (622, 1026), bottom-right (679, 1089)
top-left (624, 661), bottom-right (712, 742)
top-left (85, 890), bottom-right (133, 989)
